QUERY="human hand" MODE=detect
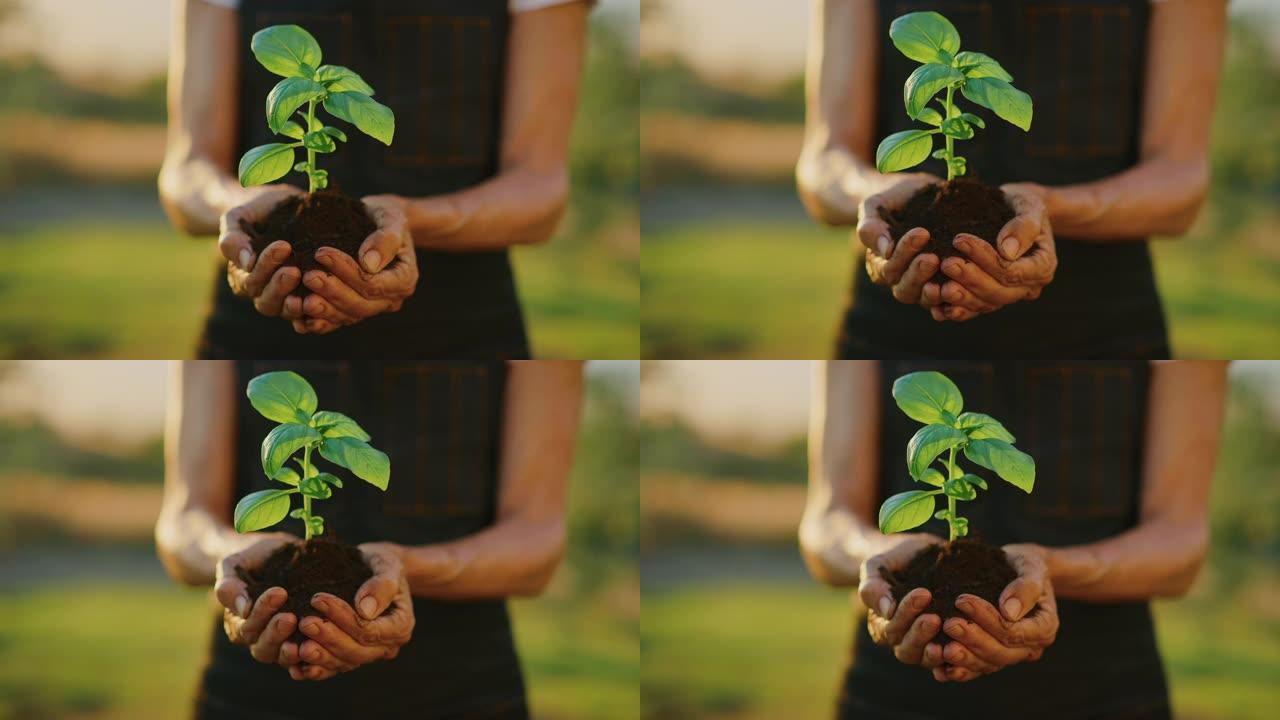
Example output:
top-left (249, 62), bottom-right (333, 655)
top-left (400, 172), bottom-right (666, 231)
top-left (290, 541), bottom-right (416, 681)
top-left (933, 543), bottom-right (1059, 682)
top-left (856, 173), bottom-right (943, 306)
top-left (858, 533), bottom-right (946, 670)
top-left (219, 184), bottom-right (306, 320)
top-left (288, 194), bottom-right (419, 335)
top-left (213, 532), bottom-right (303, 668)
top-left (933, 183), bottom-right (1058, 322)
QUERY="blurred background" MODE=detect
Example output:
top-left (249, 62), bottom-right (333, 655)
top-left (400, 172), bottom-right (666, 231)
top-left (640, 0), bottom-right (1280, 358)
top-left (0, 0), bottom-right (637, 359)
top-left (640, 360), bottom-right (1280, 719)
top-left (0, 360), bottom-right (639, 720)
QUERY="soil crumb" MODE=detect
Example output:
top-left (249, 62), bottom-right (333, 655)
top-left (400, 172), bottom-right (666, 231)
top-left (237, 536), bottom-right (372, 642)
top-left (885, 538), bottom-right (1017, 620)
top-left (241, 190), bottom-right (377, 285)
top-left (885, 177), bottom-right (1015, 269)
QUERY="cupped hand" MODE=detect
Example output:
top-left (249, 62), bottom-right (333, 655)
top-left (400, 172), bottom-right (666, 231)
top-left (933, 182), bottom-right (1057, 322)
top-left (214, 532), bottom-right (302, 669)
top-left (219, 184), bottom-right (305, 319)
top-left (933, 543), bottom-right (1059, 682)
top-left (290, 194), bottom-right (419, 335)
top-left (856, 173), bottom-right (943, 307)
top-left (290, 542), bottom-right (416, 681)
top-left (858, 533), bottom-right (946, 670)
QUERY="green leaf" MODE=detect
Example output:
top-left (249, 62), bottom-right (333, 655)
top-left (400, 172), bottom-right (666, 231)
top-left (293, 161), bottom-right (310, 173)
top-left (875, 129), bottom-right (934, 173)
top-left (266, 77), bottom-right (327, 134)
top-left (272, 467), bottom-right (300, 486)
top-left (943, 476), bottom-right (977, 501)
top-left (312, 169), bottom-right (329, 190)
top-left (291, 457), bottom-right (317, 478)
top-left (313, 472), bottom-right (343, 489)
top-left (932, 149), bottom-right (948, 160)
top-left (251, 24), bottom-right (323, 78)
top-left (318, 436), bottom-right (390, 490)
top-left (954, 51), bottom-right (1013, 81)
top-left (904, 63), bottom-right (963, 119)
top-left (246, 371), bottom-right (317, 424)
top-left (261, 423), bottom-right (322, 478)
top-left (299, 472), bottom-right (333, 499)
top-left (907, 424), bottom-right (968, 479)
top-left (959, 473), bottom-right (988, 490)
top-left (315, 64), bottom-right (376, 95)
top-left (961, 77), bottom-right (1033, 131)
top-left (919, 467), bottom-right (945, 488)
top-left (934, 509), bottom-right (951, 521)
top-left (956, 412), bottom-right (1016, 442)
top-left (233, 488), bottom-right (294, 533)
top-left (320, 126), bottom-right (348, 142)
top-left (963, 439), bottom-right (1035, 493)
top-left (238, 143), bottom-right (296, 187)
top-left (916, 107), bottom-right (943, 126)
top-left (878, 490), bottom-right (939, 534)
top-left (310, 410), bottom-right (371, 441)
top-left (889, 11), bottom-right (961, 64)
top-left (892, 371), bottom-right (964, 425)
top-left (954, 517), bottom-right (970, 536)
top-left (303, 130), bottom-right (337, 153)
top-left (289, 508), bottom-right (306, 519)
top-left (278, 120), bottom-right (306, 140)
top-left (958, 112), bottom-right (986, 128)
top-left (323, 92), bottom-right (395, 145)
top-left (949, 155), bottom-right (967, 177)
top-left (940, 116), bottom-right (975, 140)
top-left (306, 514), bottom-right (325, 537)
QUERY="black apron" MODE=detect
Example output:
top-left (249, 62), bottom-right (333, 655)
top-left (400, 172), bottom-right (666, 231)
top-left (198, 0), bottom-right (530, 360)
top-left (839, 360), bottom-right (1170, 719)
top-left (195, 361), bottom-right (528, 720)
top-left (837, 0), bottom-right (1170, 359)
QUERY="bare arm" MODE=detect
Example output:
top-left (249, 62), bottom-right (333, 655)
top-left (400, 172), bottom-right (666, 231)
top-left (398, 361), bottom-right (584, 598)
top-left (1044, 361), bottom-right (1225, 600)
top-left (1041, 0), bottom-right (1226, 239)
top-left (157, 0), bottom-right (246, 236)
top-left (384, 4), bottom-right (587, 251)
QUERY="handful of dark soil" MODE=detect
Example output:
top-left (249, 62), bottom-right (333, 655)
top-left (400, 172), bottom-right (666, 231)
top-left (241, 190), bottom-right (377, 278)
top-left (885, 178), bottom-right (1015, 268)
top-left (236, 536), bottom-right (373, 642)
top-left (884, 538), bottom-right (1017, 620)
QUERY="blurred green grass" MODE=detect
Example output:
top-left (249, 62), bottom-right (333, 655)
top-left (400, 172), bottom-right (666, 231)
top-left (0, 582), bottom-right (636, 720)
top-left (641, 580), bottom-right (1280, 720)
top-left (640, 217), bottom-right (1280, 359)
top-left (0, 220), bottom-right (637, 358)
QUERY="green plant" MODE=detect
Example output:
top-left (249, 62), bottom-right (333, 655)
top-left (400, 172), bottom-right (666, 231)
top-left (878, 371), bottom-right (1035, 542)
top-left (237, 25), bottom-right (395, 193)
top-left (233, 371), bottom-right (390, 540)
top-left (874, 12), bottom-right (1033, 181)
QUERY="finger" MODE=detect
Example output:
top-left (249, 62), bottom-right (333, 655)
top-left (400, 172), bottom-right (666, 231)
top-left (996, 188), bottom-right (1045, 260)
top-left (303, 271), bottom-right (383, 319)
top-left (891, 253), bottom-right (939, 305)
top-left (919, 281), bottom-right (943, 309)
top-left (290, 663), bottom-right (338, 682)
top-left (954, 233), bottom-right (1054, 288)
top-left (944, 305), bottom-right (980, 322)
top-left (233, 587), bottom-right (287, 645)
top-left (301, 292), bottom-right (356, 327)
top-left (357, 219), bottom-right (405, 274)
top-left (217, 225), bottom-right (256, 272)
top-left (998, 573), bottom-right (1043, 623)
top-left (930, 306), bottom-right (946, 322)
top-left (855, 213), bottom-right (895, 258)
top-left (299, 639), bottom-right (356, 673)
top-left (942, 640), bottom-right (1001, 674)
top-left (945, 665), bottom-right (979, 682)
top-left (281, 295), bottom-right (304, 323)
top-left (291, 318), bottom-right (310, 334)
top-left (857, 562), bottom-right (897, 620)
top-left (250, 612), bottom-right (296, 664)
top-left (893, 613), bottom-right (940, 665)
top-left (313, 591), bottom-right (411, 646)
top-left (921, 642), bottom-right (944, 670)
top-left (244, 241), bottom-right (292, 298)
top-left (955, 594), bottom-right (1008, 642)
top-left (253, 266), bottom-right (301, 317)
top-left (944, 618), bottom-right (1031, 667)
top-left (882, 588), bottom-right (931, 646)
top-left (932, 666), bottom-right (949, 683)
top-left (940, 254), bottom-right (1028, 306)
top-left (939, 279), bottom-right (997, 314)
top-left (214, 562), bottom-right (251, 618)
top-left (298, 614), bottom-right (387, 666)
top-left (278, 640), bottom-right (301, 668)
top-left (305, 318), bottom-right (341, 334)
top-left (880, 228), bottom-right (929, 285)
top-left (317, 247), bottom-right (417, 301)
top-left (354, 570), bottom-right (400, 621)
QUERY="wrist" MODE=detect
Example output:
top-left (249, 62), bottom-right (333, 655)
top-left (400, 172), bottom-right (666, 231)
top-left (403, 543), bottom-right (462, 592)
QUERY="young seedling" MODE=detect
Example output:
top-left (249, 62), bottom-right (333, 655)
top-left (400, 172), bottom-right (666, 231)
top-left (878, 371), bottom-right (1035, 542)
top-left (238, 24), bottom-right (395, 194)
top-left (875, 12), bottom-right (1033, 181)
top-left (233, 371), bottom-right (391, 540)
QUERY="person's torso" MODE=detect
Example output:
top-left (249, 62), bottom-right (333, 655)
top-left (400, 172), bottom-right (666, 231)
top-left (197, 360), bottom-right (528, 720)
top-left (201, 0), bottom-right (529, 359)
top-left (840, 360), bottom-right (1170, 719)
top-left (840, 0), bottom-right (1168, 359)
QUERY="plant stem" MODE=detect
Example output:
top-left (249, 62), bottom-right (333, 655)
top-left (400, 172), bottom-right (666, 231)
top-left (945, 447), bottom-right (958, 543)
top-left (301, 444), bottom-right (314, 541)
top-left (944, 85), bottom-right (956, 182)
top-left (305, 99), bottom-right (318, 194)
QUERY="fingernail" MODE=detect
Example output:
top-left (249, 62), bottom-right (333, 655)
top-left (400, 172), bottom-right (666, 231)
top-left (304, 646), bottom-right (319, 662)
top-left (877, 236), bottom-right (891, 257)
top-left (235, 596), bottom-right (248, 618)
top-left (362, 251), bottom-right (381, 273)
top-left (301, 619), bottom-right (319, 635)
top-left (914, 594), bottom-right (929, 609)
top-left (879, 597), bottom-right (892, 617)
top-left (306, 274), bottom-right (324, 290)
top-left (311, 595), bottom-right (327, 611)
top-left (238, 249), bottom-right (253, 270)
top-left (947, 622), bottom-right (964, 637)
top-left (316, 253), bottom-right (333, 266)
top-left (359, 597), bottom-right (377, 620)
top-left (956, 598), bottom-right (972, 612)
top-left (943, 261), bottom-right (962, 278)
top-left (1001, 237), bottom-right (1018, 258)
top-left (1004, 598), bottom-right (1022, 620)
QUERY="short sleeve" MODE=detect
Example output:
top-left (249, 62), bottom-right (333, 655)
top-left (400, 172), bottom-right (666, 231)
top-left (511, 0), bottom-right (593, 12)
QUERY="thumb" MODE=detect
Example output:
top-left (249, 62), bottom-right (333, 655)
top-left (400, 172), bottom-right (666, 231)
top-left (998, 573), bottom-right (1042, 622)
top-left (858, 568), bottom-right (896, 619)
top-left (354, 573), bottom-right (399, 620)
top-left (996, 187), bottom-right (1045, 260)
top-left (357, 227), bottom-right (402, 274)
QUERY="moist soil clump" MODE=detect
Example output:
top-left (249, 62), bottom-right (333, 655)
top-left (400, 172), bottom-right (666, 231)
top-left (237, 536), bottom-right (372, 642)
top-left (885, 178), bottom-right (1015, 267)
top-left (885, 538), bottom-right (1017, 620)
top-left (242, 190), bottom-right (377, 280)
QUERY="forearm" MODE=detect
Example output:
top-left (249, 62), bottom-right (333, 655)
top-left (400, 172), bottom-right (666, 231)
top-left (155, 505), bottom-right (243, 586)
top-left (800, 503), bottom-right (902, 587)
top-left (796, 142), bottom-right (915, 227)
top-left (1041, 156), bottom-right (1209, 241)
top-left (400, 515), bottom-right (566, 599)
top-left (158, 153), bottom-right (245, 236)
top-left (401, 165), bottom-right (568, 251)
top-left (1044, 518), bottom-right (1208, 602)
